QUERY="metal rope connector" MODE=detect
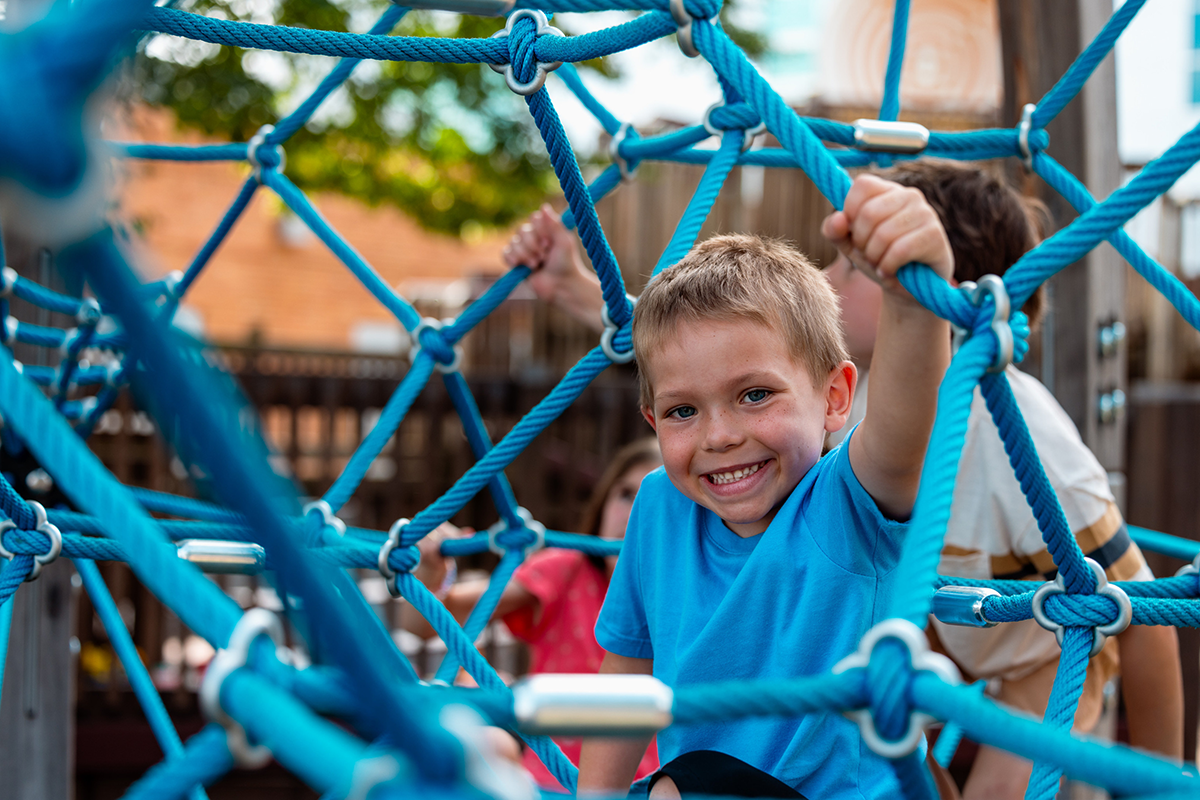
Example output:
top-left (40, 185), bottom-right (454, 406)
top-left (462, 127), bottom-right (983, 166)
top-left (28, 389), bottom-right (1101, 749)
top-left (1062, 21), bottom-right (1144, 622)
top-left (1031, 557), bottom-right (1131, 658)
top-left (669, 0), bottom-right (702, 58)
top-left (852, 119), bottom-right (930, 154)
top-left (513, 673), bottom-right (673, 735)
top-left (247, 124), bottom-right (286, 181)
top-left (600, 294), bottom-right (637, 364)
top-left (1018, 103), bottom-right (1036, 170)
top-left (704, 100), bottom-right (766, 152)
top-left (302, 499), bottom-right (346, 538)
top-left (199, 609), bottom-right (287, 768)
top-left (409, 316), bottom-right (464, 373)
top-left (960, 275), bottom-right (1014, 373)
top-left (488, 10), bottom-right (564, 96)
top-left (832, 618), bottom-right (961, 758)
top-left (487, 506), bottom-right (545, 558)
top-left (378, 517), bottom-right (413, 598)
top-left (0, 500), bottom-right (62, 581)
top-left (609, 122), bottom-right (639, 182)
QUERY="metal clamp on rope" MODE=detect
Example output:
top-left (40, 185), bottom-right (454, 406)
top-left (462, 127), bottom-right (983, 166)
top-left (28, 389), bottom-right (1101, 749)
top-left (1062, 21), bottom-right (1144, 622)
top-left (391, 0), bottom-right (513, 14)
top-left (1175, 553), bottom-right (1200, 578)
top-left (704, 101), bottom-right (766, 152)
top-left (378, 517), bottom-right (412, 598)
top-left (247, 124), bottom-right (286, 180)
top-left (959, 275), bottom-right (1014, 373)
top-left (200, 609), bottom-right (286, 768)
top-left (600, 294), bottom-right (637, 364)
top-left (609, 122), bottom-right (639, 182)
top-left (1030, 557), bottom-right (1132, 658)
top-left (931, 585), bottom-right (1000, 628)
top-left (669, 0), bottom-right (707, 58)
top-left (832, 618), bottom-right (961, 759)
top-left (302, 499), bottom-right (346, 538)
top-left (513, 673), bottom-right (673, 735)
top-left (0, 266), bottom-right (16, 298)
top-left (409, 317), bottom-right (464, 374)
top-left (1018, 103), bottom-right (1036, 170)
top-left (0, 501), bottom-right (62, 582)
top-left (487, 507), bottom-right (545, 558)
top-left (76, 297), bottom-right (102, 327)
top-left (488, 10), bottom-right (564, 96)
top-left (176, 540), bottom-right (266, 575)
top-left (852, 119), bottom-right (929, 154)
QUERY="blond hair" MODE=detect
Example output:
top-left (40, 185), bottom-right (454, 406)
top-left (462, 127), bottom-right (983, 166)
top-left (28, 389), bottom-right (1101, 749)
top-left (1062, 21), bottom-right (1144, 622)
top-left (633, 233), bottom-right (849, 408)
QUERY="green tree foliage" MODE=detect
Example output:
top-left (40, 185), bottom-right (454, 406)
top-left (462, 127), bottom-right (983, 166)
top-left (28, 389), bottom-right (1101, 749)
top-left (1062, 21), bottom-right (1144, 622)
top-left (134, 2), bottom-right (763, 236)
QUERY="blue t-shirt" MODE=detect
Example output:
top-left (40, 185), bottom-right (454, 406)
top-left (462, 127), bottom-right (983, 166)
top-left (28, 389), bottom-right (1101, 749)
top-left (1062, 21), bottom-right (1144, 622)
top-left (596, 439), bottom-right (909, 799)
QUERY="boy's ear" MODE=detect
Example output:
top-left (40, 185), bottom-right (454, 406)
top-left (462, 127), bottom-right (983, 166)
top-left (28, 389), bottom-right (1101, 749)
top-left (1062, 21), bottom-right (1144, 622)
top-left (824, 360), bottom-right (858, 433)
top-left (640, 405), bottom-right (657, 432)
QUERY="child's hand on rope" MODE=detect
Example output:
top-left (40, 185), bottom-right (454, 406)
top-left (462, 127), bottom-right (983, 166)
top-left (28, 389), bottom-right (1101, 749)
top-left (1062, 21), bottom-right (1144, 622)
top-left (414, 522), bottom-right (472, 597)
top-left (821, 174), bottom-right (953, 303)
top-left (503, 203), bottom-right (605, 332)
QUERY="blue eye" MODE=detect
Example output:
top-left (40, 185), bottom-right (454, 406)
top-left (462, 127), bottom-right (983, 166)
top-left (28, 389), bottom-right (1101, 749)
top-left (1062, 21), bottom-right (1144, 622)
top-left (744, 389), bottom-right (769, 403)
top-left (667, 405), bottom-right (696, 419)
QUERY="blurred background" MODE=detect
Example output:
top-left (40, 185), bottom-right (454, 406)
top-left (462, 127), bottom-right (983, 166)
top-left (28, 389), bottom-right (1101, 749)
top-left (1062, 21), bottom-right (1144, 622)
top-left (2, 0), bottom-right (1200, 797)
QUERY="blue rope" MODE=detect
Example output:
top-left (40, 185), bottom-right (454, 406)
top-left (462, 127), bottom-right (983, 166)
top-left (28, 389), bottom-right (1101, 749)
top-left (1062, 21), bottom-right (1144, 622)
top-left (878, 0), bottom-right (910, 123)
top-left (75, 558), bottom-right (209, 800)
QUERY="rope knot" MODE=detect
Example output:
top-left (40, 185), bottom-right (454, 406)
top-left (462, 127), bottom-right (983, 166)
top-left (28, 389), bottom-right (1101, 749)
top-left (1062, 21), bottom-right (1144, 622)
top-left (378, 517), bottom-right (419, 597)
top-left (955, 275), bottom-right (1029, 372)
top-left (0, 500), bottom-right (62, 581)
top-left (832, 619), bottom-right (960, 758)
top-left (410, 317), bottom-right (464, 374)
top-left (247, 125), bottom-right (285, 179)
top-left (1030, 557), bottom-right (1132, 657)
top-left (487, 10), bottom-right (563, 96)
top-left (487, 508), bottom-right (546, 557)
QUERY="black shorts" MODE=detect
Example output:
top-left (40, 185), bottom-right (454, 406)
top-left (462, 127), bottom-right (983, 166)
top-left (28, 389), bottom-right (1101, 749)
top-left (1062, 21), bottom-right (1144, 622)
top-left (648, 751), bottom-right (807, 799)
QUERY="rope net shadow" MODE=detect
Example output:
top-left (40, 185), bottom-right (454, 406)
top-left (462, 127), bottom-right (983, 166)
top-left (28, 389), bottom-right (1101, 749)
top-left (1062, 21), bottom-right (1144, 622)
top-left (0, 0), bottom-right (1197, 797)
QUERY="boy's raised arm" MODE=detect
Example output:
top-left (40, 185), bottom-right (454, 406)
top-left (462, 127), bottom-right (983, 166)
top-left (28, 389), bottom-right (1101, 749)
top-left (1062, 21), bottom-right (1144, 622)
top-left (821, 175), bottom-right (953, 519)
top-left (577, 651), bottom-right (655, 796)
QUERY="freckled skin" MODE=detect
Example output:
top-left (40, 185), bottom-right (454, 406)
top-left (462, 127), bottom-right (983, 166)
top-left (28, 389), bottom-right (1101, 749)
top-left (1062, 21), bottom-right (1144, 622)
top-left (640, 317), bottom-right (852, 538)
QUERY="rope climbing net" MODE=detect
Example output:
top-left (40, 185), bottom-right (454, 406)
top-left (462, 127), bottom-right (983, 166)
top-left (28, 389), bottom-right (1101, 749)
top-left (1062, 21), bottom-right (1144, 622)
top-left (0, 0), bottom-right (1198, 797)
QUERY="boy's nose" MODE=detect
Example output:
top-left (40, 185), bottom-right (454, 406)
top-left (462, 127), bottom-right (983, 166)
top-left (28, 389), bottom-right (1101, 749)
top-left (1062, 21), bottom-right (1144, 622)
top-left (702, 412), bottom-right (743, 451)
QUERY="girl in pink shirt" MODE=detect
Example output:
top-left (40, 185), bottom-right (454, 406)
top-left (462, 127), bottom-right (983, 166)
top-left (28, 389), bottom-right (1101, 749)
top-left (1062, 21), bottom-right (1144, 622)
top-left (413, 438), bottom-right (662, 790)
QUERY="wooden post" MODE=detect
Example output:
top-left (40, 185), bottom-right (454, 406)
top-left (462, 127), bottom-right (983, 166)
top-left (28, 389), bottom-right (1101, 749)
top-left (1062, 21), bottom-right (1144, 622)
top-left (0, 560), bottom-right (75, 800)
top-left (999, 0), bottom-right (1126, 473)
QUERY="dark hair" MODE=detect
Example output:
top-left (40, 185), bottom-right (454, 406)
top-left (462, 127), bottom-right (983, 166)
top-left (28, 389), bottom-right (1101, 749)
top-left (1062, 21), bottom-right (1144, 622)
top-left (878, 160), bottom-right (1049, 329)
top-left (579, 437), bottom-right (661, 571)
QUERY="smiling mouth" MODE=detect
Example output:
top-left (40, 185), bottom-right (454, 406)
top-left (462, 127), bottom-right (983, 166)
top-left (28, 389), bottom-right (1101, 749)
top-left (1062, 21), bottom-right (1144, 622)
top-left (706, 461), bottom-right (767, 485)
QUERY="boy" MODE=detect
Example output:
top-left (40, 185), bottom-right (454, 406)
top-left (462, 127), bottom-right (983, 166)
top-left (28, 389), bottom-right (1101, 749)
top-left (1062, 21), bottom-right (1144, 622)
top-left (822, 160), bottom-right (1182, 798)
top-left (551, 175), bottom-right (954, 797)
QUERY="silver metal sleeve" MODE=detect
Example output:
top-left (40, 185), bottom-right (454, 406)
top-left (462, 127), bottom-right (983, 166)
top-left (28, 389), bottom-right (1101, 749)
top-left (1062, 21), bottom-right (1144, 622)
top-left (931, 585), bottom-right (999, 628)
top-left (176, 539), bottom-right (267, 574)
top-left (512, 674), bottom-right (673, 736)
top-left (852, 119), bottom-right (930, 154)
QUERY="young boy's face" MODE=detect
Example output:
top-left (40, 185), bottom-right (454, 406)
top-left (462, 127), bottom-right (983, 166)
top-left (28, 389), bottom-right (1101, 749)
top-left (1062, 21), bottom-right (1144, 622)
top-left (823, 254), bottom-right (882, 366)
top-left (640, 317), bottom-right (845, 538)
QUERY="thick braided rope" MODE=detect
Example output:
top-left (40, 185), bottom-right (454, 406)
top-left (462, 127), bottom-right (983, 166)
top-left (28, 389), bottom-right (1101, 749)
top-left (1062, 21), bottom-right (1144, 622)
top-left (979, 372), bottom-right (1094, 593)
top-left (878, 0), bottom-right (910, 123)
top-left (1024, 628), bottom-right (1092, 799)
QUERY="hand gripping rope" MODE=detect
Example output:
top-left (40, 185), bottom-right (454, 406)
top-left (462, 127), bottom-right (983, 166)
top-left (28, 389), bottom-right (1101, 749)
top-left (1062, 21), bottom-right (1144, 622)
top-left (0, 500), bottom-right (62, 581)
top-left (1031, 557), bottom-right (1132, 658)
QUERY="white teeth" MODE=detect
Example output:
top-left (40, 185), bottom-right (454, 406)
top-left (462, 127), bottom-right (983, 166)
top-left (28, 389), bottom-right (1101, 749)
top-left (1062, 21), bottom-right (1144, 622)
top-left (708, 462), bottom-right (764, 485)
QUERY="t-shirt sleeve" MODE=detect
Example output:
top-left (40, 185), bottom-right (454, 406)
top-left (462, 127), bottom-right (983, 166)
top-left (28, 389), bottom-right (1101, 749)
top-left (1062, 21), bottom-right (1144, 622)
top-left (594, 474), bottom-right (657, 660)
top-left (502, 550), bottom-right (580, 642)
